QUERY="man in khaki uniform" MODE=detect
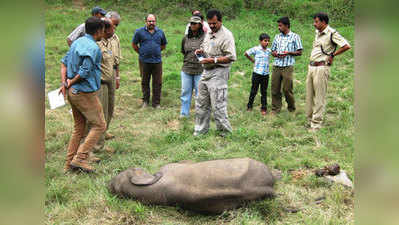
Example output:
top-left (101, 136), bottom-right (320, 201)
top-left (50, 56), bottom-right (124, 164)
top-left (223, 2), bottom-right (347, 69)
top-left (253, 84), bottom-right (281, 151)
top-left (194, 9), bottom-right (236, 136)
top-left (91, 14), bottom-right (122, 155)
top-left (306, 12), bottom-right (351, 131)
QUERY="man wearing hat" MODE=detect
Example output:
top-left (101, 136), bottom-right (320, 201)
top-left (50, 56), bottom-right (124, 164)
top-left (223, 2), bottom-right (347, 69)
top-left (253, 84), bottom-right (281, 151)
top-left (66, 6), bottom-right (107, 46)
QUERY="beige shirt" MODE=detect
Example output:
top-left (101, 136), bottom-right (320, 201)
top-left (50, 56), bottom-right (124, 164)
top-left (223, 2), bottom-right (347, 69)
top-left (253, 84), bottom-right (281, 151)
top-left (201, 25), bottom-right (236, 69)
top-left (97, 34), bottom-right (121, 81)
top-left (310, 25), bottom-right (350, 62)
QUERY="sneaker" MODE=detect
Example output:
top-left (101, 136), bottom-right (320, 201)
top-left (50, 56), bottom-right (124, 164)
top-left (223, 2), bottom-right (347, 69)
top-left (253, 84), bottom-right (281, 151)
top-left (247, 107), bottom-right (253, 112)
top-left (153, 105), bottom-right (161, 109)
top-left (261, 109), bottom-right (267, 116)
top-left (70, 156), bottom-right (95, 173)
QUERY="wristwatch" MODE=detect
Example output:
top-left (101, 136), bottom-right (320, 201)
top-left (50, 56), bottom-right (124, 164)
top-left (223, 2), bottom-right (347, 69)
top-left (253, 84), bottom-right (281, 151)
top-left (214, 57), bottom-right (217, 64)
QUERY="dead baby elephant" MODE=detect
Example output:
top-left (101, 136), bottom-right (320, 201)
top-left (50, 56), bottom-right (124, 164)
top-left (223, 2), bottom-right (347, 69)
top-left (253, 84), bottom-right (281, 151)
top-left (108, 158), bottom-right (276, 214)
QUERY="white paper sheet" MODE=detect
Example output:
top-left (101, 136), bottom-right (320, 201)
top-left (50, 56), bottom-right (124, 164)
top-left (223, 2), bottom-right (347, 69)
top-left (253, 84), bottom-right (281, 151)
top-left (48, 88), bottom-right (66, 109)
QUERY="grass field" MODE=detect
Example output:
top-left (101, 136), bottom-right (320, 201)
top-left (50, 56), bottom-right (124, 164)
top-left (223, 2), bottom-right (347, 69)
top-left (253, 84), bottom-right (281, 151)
top-left (45, 3), bottom-right (354, 225)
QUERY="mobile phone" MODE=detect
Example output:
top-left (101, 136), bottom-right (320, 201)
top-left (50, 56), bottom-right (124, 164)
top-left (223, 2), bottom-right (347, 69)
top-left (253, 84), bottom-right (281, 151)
top-left (196, 53), bottom-right (204, 61)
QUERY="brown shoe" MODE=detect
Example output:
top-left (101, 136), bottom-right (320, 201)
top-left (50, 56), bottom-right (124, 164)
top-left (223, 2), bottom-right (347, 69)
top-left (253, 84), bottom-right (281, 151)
top-left (89, 152), bottom-right (101, 163)
top-left (104, 132), bottom-right (115, 140)
top-left (104, 146), bottom-right (115, 154)
top-left (70, 155), bottom-right (95, 173)
top-left (64, 160), bottom-right (73, 173)
top-left (261, 109), bottom-right (267, 116)
top-left (92, 144), bottom-right (103, 153)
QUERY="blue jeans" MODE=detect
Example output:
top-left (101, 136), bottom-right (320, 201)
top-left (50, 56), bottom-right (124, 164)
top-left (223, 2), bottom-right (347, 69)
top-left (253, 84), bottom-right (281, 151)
top-left (180, 71), bottom-right (201, 116)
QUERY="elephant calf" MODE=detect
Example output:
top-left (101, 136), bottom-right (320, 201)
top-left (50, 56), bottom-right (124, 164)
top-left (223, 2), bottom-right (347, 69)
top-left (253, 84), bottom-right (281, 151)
top-left (108, 158), bottom-right (275, 214)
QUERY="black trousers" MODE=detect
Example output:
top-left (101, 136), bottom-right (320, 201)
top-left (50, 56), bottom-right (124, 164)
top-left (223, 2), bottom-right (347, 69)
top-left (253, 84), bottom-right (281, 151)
top-left (247, 72), bottom-right (269, 110)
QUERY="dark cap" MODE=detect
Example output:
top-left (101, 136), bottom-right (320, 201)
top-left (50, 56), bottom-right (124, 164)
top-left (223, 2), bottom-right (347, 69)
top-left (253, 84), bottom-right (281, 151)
top-left (92, 6), bottom-right (107, 16)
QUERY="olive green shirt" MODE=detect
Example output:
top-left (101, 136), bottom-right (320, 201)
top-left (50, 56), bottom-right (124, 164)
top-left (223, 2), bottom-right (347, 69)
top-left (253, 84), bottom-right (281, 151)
top-left (310, 25), bottom-right (350, 62)
top-left (181, 33), bottom-right (205, 75)
top-left (200, 25), bottom-right (236, 70)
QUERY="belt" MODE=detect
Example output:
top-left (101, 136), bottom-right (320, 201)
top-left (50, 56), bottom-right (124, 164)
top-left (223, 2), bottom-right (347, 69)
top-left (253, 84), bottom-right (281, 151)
top-left (309, 61), bottom-right (328, 66)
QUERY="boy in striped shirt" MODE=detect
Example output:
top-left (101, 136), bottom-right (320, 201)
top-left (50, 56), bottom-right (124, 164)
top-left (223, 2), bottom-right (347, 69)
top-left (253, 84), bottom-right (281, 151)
top-left (244, 33), bottom-right (272, 115)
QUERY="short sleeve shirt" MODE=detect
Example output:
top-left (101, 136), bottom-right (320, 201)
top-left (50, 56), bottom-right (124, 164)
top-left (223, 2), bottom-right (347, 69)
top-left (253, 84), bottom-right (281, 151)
top-left (132, 26), bottom-right (167, 63)
top-left (67, 23), bottom-right (85, 43)
top-left (61, 34), bottom-right (102, 92)
top-left (245, 45), bottom-right (271, 75)
top-left (310, 25), bottom-right (350, 62)
top-left (97, 38), bottom-right (115, 82)
top-left (271, 31), bottom-right (303, 67)
top-left (200, 25), bottom-right (236, 69)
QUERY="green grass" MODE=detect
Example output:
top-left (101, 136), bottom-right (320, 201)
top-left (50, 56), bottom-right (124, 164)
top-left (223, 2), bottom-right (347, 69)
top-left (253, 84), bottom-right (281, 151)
top-left (45, 3), bottom-right (354, 225)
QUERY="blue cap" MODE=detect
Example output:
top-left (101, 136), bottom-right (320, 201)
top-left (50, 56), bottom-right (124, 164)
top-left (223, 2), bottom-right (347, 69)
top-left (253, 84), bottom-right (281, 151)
top-left (91, 6), bottom-right (107, 16)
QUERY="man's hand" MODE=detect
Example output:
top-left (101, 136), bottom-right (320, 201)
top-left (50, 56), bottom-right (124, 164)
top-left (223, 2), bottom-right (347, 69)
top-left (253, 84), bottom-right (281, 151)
top-left (200, 58), bottom-right (214, 64)
top-left (194, 49), bottom-right (204, 55)
top-left (59, 85), bottom-right (67, 99)
top-left (66, 79), bottom-right (72, 88)
top-left (327, 55), bottom-right (334, 66)
top-left (116, 78), bottom-right (120, 89)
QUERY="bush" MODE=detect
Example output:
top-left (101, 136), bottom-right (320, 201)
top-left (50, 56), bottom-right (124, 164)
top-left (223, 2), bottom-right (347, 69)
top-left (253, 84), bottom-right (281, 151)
top-left (46, 0), bottom-right (354, 24)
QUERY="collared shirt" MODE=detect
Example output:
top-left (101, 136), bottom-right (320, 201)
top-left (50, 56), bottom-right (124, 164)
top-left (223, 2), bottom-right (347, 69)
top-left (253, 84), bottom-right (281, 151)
top-left (97, 37), bottom-right (115, 82)
top-left (67, 23), bottom-right (85, 43)
top-left (110, 34), bottom-right (121, 66)
top-left (61, 34), bottom-right (102, 92)
top-left (200, 25), bottom-right (236, 70)
top-left (132, 26), bottom-right (167, 63)
top-left (310, 25), bottom-right (350, 62)
top-left (245, 45), bottom-right (272, 75)
top-left (97, 34), bottom-right (122, 82)
top-left (271, 31), bottom-right (303, 67)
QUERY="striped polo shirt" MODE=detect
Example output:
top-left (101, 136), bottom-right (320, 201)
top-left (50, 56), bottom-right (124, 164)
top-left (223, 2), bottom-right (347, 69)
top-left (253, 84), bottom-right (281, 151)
top-left (271, 31), bottom-right (303, 67)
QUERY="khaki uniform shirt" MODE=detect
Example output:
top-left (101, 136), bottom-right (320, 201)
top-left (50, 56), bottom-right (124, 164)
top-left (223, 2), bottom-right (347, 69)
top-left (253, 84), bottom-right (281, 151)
top-left (201, 25), bottom-right (236, 70)
top-left (310, 25), bottom-right (350, 62)
top-left (97, 34), bottom-right (121, 82)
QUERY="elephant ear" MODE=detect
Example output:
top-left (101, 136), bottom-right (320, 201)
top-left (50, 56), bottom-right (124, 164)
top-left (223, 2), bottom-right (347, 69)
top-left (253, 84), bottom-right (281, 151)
top-left (129, 168), bottom-right (163, 186)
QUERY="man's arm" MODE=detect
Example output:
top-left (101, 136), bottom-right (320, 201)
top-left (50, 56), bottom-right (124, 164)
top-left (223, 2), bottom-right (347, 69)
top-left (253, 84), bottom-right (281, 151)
top-left (59, 63), bottom-right (68, 98)
top-left (284, 49), bottom-right (302, 56)
top-left (328, 44), bottom-right (351, 65)
top-left (244, 52), bottom-right (255, 63)
top-left (67, 38), bottom-right (73, 47)
top-left (132, 42), bottom-right (139, 54)
top-left (114, 65), bottom-right (120, 89)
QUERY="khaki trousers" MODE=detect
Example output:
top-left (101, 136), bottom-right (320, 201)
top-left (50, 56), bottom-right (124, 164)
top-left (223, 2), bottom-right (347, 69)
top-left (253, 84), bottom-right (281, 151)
top-left (306, 65), bottom-right (330, 129)
top-left (66, 89), bottom-right (106, 161)
top-left (194, 67), bottom-right (232, 134)
top-left (271, 66), bottom-right (295, 112)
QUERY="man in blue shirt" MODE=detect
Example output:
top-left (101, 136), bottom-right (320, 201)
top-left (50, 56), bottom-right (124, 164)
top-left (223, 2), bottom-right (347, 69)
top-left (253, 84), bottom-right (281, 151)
top-left (271, 17), bottom-right (303, 114)
top-left (60, 17), bottom-right (106, 173)
top-left (132, 14), bottom-right (167, 108)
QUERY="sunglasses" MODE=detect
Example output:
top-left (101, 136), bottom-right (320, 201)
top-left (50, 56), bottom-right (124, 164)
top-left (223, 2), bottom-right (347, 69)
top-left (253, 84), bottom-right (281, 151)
top-left (190, 22), bottom-right (200, 25)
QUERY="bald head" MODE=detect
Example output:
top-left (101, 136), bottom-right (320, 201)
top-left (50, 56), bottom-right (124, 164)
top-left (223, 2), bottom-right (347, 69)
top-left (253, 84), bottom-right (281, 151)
top-left (145, 14), bottom-right (156, 31)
